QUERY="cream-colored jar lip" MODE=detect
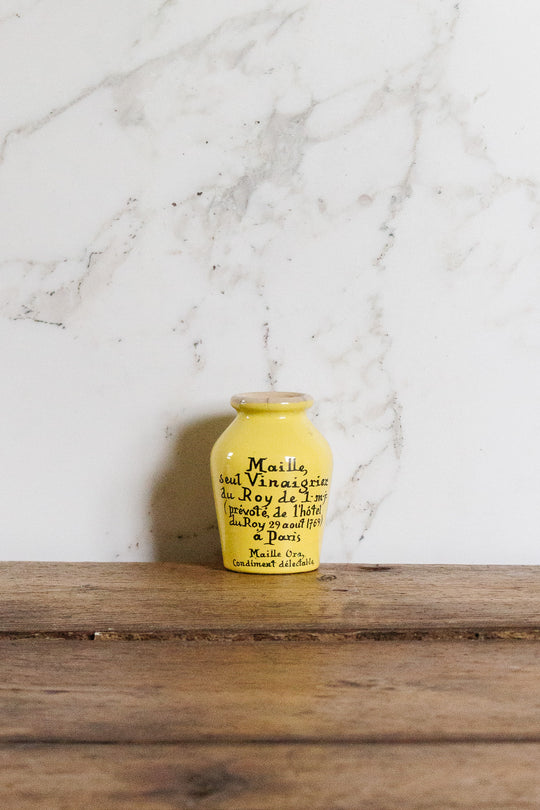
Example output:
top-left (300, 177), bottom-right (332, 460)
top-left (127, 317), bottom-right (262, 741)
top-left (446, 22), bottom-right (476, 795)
top-left (231, 391), bottom-right (313, 410)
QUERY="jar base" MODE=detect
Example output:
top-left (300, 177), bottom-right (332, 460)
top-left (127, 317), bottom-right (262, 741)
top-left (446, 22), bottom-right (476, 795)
top-left (223, 563), bottom-right (320, 575)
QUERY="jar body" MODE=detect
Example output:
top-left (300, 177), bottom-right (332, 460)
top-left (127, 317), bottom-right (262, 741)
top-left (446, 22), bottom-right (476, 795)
top-left (210, 393), bottom-right (332, 574)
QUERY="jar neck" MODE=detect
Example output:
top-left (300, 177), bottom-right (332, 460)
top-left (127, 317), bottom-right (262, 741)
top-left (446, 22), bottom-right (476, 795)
top-left (235, 408), bottom-right (309, 422)
top-left (231, 392), bottom-right (313, 416)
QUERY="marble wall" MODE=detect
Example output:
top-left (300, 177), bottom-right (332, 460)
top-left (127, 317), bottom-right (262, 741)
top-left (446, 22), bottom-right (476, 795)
top-left (1, 0), bottom-right (539, 563)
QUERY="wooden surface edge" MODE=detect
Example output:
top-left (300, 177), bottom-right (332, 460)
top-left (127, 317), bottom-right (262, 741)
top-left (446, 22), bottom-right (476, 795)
top-left (2, 626), bottom-right (540, 641)
top-left (1, 562), bottom-right (539, 635)
top-left (1, 561), bottom-right (538, 571)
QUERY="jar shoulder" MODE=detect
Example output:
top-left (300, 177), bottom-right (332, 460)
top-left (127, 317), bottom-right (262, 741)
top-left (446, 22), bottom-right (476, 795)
top-left (211, 414), bottom-right (332, 467)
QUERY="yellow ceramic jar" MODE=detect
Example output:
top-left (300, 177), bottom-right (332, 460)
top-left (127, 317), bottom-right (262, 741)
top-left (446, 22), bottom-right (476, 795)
top-left (211, 392), bottom-right (332, 574)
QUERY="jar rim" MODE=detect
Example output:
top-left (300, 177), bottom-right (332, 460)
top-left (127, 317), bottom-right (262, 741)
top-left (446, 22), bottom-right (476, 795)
top-left (231, 391), bottom-right (313, 410)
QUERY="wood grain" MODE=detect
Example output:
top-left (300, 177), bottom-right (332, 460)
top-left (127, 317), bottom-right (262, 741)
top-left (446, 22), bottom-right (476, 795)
top-left (1, 562), bottom-right (539, 636)
top-left (2, 638), bottom-right (540, 743)
top-left (2, 743), bottom-right (540, 809)
top-left (2, 564), bottom-right (540, 808)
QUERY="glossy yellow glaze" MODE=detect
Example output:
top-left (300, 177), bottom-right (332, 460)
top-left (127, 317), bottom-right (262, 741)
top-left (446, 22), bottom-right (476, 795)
top-left (211, 392), bottom-right (332, 574)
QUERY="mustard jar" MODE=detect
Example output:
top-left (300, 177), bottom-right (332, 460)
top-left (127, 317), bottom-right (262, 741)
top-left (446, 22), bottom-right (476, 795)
top-left (210, 392), bottom-right (332, 573)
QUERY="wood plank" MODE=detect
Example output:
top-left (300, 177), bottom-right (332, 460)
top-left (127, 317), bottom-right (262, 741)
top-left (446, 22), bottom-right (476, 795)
top-left (2, 639), bottom-right (540, 743)
top-left (1, 562), bottom-right (539, 635)
top-left (1, 742), bottom-right (540, 809)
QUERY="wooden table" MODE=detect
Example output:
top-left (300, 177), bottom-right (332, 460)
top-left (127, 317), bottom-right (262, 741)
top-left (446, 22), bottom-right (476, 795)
top-left (1, 563), bottom-right (540, 808)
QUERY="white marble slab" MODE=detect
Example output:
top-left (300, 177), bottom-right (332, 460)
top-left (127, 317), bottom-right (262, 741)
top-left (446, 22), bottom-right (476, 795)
top-left (1, 0), bottom-right (539, 562)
